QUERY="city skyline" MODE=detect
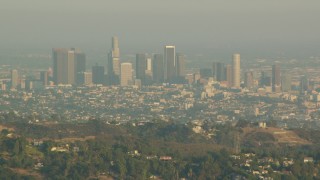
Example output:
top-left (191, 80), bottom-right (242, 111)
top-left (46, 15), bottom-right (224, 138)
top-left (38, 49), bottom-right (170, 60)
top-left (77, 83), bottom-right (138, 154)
top-left (1, 1), bottom-right (320, 179)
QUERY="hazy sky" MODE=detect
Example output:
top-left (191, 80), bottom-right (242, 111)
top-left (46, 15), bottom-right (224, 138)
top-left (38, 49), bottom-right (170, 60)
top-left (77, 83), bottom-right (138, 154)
top-left (1, 0), bottom-right (320, 59)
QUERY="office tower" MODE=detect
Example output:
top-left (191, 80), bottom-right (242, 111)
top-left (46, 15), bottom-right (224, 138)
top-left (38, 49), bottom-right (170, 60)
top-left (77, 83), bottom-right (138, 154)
top-left (300, 75), bottom-right (309, 94)
top-left (134, 79), bottom-right (142, 89)
top-left (53, 48), bottom-right (85, 85)
top-left (136, 53), bottom-right (147, 84)
top-left (40, 71), bottom-right (48, 86)
top-left (152, 54), bottom-right (164, 84)
top-left (260, 71), bottom-right (271, 87)
top-left (164, 46), bottom-right (176, 82)
top-left (107, 36), bottom-right (120, 85)
top-left (145, 58), bottom-right (153, 85)
top-left (48, 67), bottom-right (53, 78)
top-left (225, 65), bottom-right (232, 88)
top-left (11, 69), bottom-right (19, 89)
top-left (20, 79), bottom-right (26, 90)
top-left (272, 63), bottom-right (281, 92)
top-left (212, 63), bottom-right (216, 80)
top-left (0, 81), bottom-right (6, 91)
top-left (146, 58), bottom-right (152, 75)
top-left (146, 58), bottom-right (152, 71)
top-left (83, 72), bottom-right (92, 85)
top-left (121, 63), bottom-right (133, 86)
top-left (176, 53), bottom-right (185, 78)
top-left (53, 48), bottom-right (74, 85)
top-left (77, 72), bottom-right (92, 85)
top-left (281, 73), bottom-right (292, 92)
top-left (74, 52), bottom-right (86, 85)
top-left (232, 53), bottom-right (241, 88)
top-left (244, 71), bottom-right (254, 89)
top-left (92, 65), bottom-right (105, 84)
top-left (214, 62), bottom-right (225, 82)
top-left (25, 80), bottom-right (33, 91)
top-left (200, 68), bottom-right (213, 79)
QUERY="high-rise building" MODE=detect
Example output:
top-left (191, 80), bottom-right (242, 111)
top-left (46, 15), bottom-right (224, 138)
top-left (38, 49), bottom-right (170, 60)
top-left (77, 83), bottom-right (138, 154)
top-left (272, 63), bottom-right (281, 92)
top-left (232, 53), bottom-right (241, 88)
top-left (11, 69), bottom-right (19, 89)
top-left (145, 58), bottom-right (153, 85)
top-left (40, 71), bottom-right (49, 86)
top-left (200, 68), bottom-right (213, 79)
top-left (300, 75), bottom-right (309, 94)
top-left (136, 53), bottom-right (147, 84)
top-left (281, 73), bottom-right (292, 92)
top-left (53, 48), bottom-right (85, 85)
top-left (107, 36), bottom-right (120, 85)
top-left (92, 65), bottom-right (105, 84)
top-left (74, 52), bottom-right (86, 85)
top-left (244, 71), bottom-right (254, 89)
top-left (164, 46), bottom-right (176, 83)
top-left (212, 63), bottom-right (216, 80)
top-left (260, 71), bottom-right (272, 87)
top-left (152, 54), bottom-right (164, 84)
top-left (225, 65), bottom-right (232, 88)
top-left (121, 63), bottom-right (133, 86)
top-left (146, 58), bottom-right (152, 71)
top-left (83, 72), bottom-right (92, 85)
top-left (176, 53), bottom-right (185, 78)
top-left (214, 62), bottom-right (225, 82)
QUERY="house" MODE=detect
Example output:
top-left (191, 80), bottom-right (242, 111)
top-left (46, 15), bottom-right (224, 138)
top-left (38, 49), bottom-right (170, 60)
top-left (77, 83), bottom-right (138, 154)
top-left (51, 147), bottom-right (68, 152)
top-left (159, 156), bottom-right (172, 161)
top-left (304, 157), bottom-right (314, 163)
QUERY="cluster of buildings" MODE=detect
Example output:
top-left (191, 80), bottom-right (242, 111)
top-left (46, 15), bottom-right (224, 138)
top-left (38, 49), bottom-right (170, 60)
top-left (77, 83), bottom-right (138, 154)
top-left (49, 37), bottom-right (188, 88)
top-left (2, 36), bottom-right (243, 92)
top-left (1, 37), bottom-right (320, 130)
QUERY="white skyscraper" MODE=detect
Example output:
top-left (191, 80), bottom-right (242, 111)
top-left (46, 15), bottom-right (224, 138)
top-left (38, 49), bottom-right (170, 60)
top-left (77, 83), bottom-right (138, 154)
top-left (232, 53), bottom-right (241, 88)
top-left (120, 63), bottom-right (133, 86)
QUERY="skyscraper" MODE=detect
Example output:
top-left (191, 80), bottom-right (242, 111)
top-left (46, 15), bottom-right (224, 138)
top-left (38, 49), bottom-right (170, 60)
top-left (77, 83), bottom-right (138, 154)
top-left (164, 46), bottom-right (176, 83)
top-left (121, 63), bottom-right (133, 86)
top-left (145, 58), bottom-right (153, 84)
top-left (53, 48), bottom-right (85, 85)
top-left (107, 36), bottom-right (120, 85)
top-left (152, 54), bottom-right (164, 84)
top-left (200, 68), bottom-right (213, 79)
top-left (176, 53), bottom-right (185, 78)
top-left (11, 69), bottom-right (19, 89)
top-left (146, 58), bottom-right (152, 72)
top-left (92, 65), bottom-right (105, 84)
top-left (272, 63), bottom-right (281, 92)
top-left (40, 71), bottom-right (49, 86)
top-left (244, 71), bottom-right (254, 89)
top-left (212, 62), bottom-right (216, 80)
top-left (300, 75), bottom-right (309, 94)
top-left (281, 72), bottom-right (292, 92)
top-left (232, 53), bottom-right (241, 88)
top-left (136, 53), bottom-right (147, 84)
top-left (78, 72), bottom-right (92, 85)
top-left (226, 65), bottom-right (232, 88)
top-left (74, 52), bottom-right (86, 85)
top-left (214, 62), bottom-right (225, 82)
top-left (260, 71), bottom-right (272, 87)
